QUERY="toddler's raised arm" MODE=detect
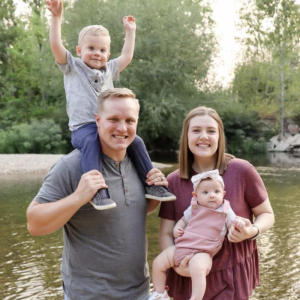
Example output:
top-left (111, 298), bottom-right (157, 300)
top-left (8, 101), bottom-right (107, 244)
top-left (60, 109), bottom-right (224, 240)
top-left (117, 16), bottom-right (136, 72)
top-left (46, 0), bottom-right (67, 64)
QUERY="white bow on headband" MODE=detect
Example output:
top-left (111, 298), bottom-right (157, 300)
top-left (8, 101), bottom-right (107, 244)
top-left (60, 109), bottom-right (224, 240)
top-left (191, 169), bottom-right (225, 191)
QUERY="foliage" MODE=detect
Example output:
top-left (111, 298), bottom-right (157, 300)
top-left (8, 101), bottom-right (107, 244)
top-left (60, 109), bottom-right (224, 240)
top-left (218, 101), bottom-right (268, 153)
top-left (0, 0), bottom-right (275, 154)
top-left (63, 0), bottom-right (216, 149)
top-left (234, 0), bottom-right (300, 139)
top-left (0, 119), bottom-right (67, 154)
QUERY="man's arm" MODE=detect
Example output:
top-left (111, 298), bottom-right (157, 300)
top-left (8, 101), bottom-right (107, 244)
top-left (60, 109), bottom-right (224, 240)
top-left (117, 16), bottom-right (136, 72)
top-left (46, 0), bottom-right (67, 64)
top-left (27, 170), bottom-right (107, 236)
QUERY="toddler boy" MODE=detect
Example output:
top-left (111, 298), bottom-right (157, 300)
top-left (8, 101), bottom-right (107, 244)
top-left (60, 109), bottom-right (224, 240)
top-left (46, 0), bottom-right (176, 210)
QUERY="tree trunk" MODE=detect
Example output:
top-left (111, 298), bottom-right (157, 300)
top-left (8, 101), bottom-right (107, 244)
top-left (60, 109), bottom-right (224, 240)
top-left (279, 44), bottom-right (284, 141)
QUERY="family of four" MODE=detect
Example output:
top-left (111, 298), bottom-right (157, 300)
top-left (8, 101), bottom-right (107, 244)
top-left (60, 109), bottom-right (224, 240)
top-left (26, 1), bottom-right (275, 299)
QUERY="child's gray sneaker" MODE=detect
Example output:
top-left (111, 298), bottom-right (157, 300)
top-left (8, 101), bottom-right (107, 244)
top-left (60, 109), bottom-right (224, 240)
top-left (89, 192), bottom-right (116, 210)
top-left (145, 186), bottom-right (176, 202)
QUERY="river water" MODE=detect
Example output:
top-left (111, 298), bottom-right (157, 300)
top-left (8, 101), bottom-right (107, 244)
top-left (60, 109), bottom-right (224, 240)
top-left (1, 152), bottom-right (300, 299)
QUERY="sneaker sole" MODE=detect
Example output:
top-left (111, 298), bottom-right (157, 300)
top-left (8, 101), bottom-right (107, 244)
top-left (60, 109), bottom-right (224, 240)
top-left (145, 194), bottom-right (176, 202)
top-left (89, 201), bottom-right (117, 210)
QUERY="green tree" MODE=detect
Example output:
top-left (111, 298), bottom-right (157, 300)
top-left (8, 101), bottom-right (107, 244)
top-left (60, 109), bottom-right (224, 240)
top-left (235, 0), bottom-right (300, 140)
top-left (62, 0), bottom-right (216, 149)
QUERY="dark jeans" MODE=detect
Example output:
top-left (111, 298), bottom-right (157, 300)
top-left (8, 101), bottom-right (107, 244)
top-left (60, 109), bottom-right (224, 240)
top-left (71, 123), bottom-right (153, 184)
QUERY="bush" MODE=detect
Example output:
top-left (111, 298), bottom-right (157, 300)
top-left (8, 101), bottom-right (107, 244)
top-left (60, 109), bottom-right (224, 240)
top-left (219, 104), bottom-right (269, 154)
top-left (0, 119), bottom-right (67, 154)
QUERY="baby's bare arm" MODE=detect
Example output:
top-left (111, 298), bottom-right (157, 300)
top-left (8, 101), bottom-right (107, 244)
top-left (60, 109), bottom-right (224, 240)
top-left (173, 217), bottom-right (187, 238)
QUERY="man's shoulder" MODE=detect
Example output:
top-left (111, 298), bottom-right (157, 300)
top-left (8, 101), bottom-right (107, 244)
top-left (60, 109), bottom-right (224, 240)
top-left (50, 150), bottom-right (81, 173)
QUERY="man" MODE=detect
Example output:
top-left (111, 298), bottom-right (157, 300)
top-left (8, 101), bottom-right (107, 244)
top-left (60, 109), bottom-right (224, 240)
top-left (26, 88), bottom-right (167, 300)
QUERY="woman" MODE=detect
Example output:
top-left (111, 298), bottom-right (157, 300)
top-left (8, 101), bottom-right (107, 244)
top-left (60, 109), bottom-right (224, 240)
top-left (159, 106), bottom-right (275, 300)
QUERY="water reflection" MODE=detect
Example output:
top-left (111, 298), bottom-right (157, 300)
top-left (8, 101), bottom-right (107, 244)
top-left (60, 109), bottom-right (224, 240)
top-left (248, 166), bottom-right (300, 300)
top-left (1, 153), bottom-right (300, 299)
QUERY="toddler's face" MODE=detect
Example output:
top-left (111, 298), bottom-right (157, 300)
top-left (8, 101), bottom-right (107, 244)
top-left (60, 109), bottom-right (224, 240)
top-left (193, 179), bottom-right (225, 210)
top-left (76, 34), bottom-right (111, 69)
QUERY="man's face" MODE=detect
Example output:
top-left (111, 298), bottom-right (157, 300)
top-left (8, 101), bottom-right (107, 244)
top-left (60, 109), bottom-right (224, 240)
top-left (95, 97), bottom-right (139, 161)
top-left (76, 34), bottom-right (111, 69)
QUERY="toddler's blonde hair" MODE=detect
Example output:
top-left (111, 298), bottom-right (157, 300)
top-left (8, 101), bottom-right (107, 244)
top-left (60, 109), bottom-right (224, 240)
top-left (78, 25), bottom-right (110, 45)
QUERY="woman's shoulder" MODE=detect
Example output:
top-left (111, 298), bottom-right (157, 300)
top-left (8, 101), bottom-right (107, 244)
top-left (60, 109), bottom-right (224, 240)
top-left (227, 157), bottom-right (253, 171)
top-left (167, 169), bottom-right (181, 181)
top-left (226, 157), bottom-right (260, 181)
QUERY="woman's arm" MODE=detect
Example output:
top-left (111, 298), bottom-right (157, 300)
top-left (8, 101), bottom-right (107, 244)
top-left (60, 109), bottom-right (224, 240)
top-left (228, 197), bottom-right (275, 242)
top-left (159, 218), bottom-right (176, 251)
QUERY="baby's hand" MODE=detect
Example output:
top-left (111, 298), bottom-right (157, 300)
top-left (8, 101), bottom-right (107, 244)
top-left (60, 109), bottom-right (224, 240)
top-left (231, 217), bottom-right (246, 230)
top-left (173, 227), bottom-right (184, 238)
top-left (46, 0), bottom-right (63, 17)
top-left (123, 15), bottom-right (136, 31)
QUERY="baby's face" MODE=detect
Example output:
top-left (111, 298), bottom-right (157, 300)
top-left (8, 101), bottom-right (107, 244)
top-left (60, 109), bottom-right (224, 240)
top-left (76, 34), bottom-right (111, 69)
top-left (194, 179), bottom-right (225, 209)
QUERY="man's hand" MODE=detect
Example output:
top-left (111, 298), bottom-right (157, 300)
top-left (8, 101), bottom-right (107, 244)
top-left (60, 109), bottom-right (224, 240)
top-left (73, 170), bottom-right (108, 206)
top-left (46, 0), bottom-right (63, 17)
top-left (123, 15), bottom-right (136, 32)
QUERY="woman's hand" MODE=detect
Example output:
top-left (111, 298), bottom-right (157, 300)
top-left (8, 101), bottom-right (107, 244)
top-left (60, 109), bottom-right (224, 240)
top-left (146, 168), bottom-right (168, 187)
top-left (228, 217), bottom-right (257, 243)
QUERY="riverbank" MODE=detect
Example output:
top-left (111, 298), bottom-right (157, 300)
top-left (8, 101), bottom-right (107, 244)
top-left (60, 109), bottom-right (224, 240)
top-left (0, 154), bottom-right (173, 175)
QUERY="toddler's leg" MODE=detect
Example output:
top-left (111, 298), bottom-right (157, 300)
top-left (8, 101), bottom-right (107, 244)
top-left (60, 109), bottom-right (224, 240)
top-left (149, 246), bottom-right (176, 300)
top-left (72, 124), bottom-right (115, 210)
top-left (127, 136), bottom-right (176, 202)
top-left (188, 253), bottom-right (212, 300)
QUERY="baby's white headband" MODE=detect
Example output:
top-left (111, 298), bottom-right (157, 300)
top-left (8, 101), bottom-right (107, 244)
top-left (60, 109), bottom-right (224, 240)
top-left (191, 169), bottom-right (225, 191)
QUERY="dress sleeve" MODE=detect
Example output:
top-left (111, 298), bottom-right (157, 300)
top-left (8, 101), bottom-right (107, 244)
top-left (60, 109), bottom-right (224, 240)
top-left (243, 161), bottom-right (268, 208)
top-left (158, 171), bottom-right (177, 220)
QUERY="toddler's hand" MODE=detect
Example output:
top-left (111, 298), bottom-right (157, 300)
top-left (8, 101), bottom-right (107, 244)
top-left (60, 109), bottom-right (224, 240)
top-left (46, 0), bottom-right (63, 17)
top-left (123, 15), bottom-right (136, 31)
top-left (173, 227), bottom-right (184, 238)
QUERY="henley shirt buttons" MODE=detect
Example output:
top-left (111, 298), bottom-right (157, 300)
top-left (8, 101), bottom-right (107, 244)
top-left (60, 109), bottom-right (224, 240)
top-left (95, 80), bottom-right (98, 83)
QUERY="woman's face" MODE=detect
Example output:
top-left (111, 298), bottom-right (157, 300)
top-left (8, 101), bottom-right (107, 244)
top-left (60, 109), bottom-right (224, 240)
top-left (187, 115), bottom-right (219, 159)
